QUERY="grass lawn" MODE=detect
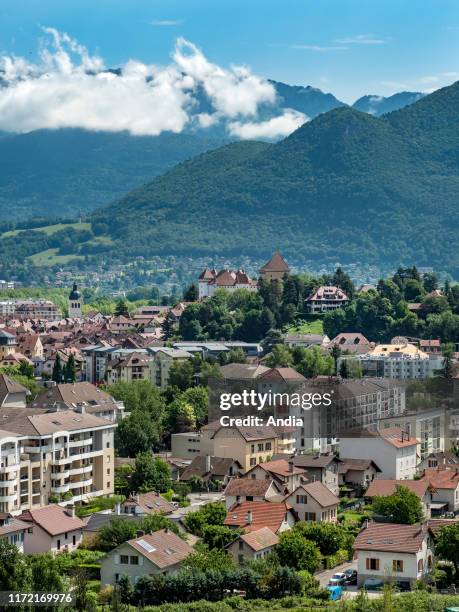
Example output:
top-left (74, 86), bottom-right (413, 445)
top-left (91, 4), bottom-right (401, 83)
top-left (286, 318), bottom-right (324, 335)
top-left (28, 248), bottom-right (85, 267)
top-left (339, 510), bottom-right (364, 526)
top-left (2, 222), bottom-right (91, 239)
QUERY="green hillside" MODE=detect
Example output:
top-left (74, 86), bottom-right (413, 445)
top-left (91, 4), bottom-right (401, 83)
top-left (0, 129), bottom-right (226, 220)
top-left (91, 82), bottom-right (459, 275)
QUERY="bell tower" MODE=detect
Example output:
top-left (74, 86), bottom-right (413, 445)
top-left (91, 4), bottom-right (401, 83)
top-left (68, 282), bottom-right (83, 318)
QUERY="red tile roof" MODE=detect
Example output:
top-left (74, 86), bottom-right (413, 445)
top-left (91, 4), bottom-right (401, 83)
top-left (224, 478), bottom-right (278, 497)
top-left (287, 481), bottom-right (339, 508)
top-left (224, 500), bottom-right (291, 533)
top-left (127, 529), bottom-right (193, 569)
top-left (239, 527), bottom-right (279, 551)
top-left (21, 505), bottom-right (84, 536)
top-left (422, 468), bottom-right (459, 489)
top-left (260, 251), bottom-right (290, 273)
top-left (366, 479), bottom-right (431, 498)
top-left (354, 522), bottom-right (430, 554)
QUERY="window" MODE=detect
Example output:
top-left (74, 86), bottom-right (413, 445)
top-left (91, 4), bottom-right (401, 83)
top-left (306, 512), bottom-right (316, 521)
top-left (251, 445), bottom-right (255, 453)
top-left (120, 555), bottom-right (129, 564)
top-left (296, 495), bottom-right (307, 504)
top-left (64, 532), bottom-right (68, 539)
top-left (106, 441), bottom-right (110, 449)
top-left (257, 443), bottom-right (264, 452)
top-left (57, 539), bottom-right (61, 551)
top-left (238, 554), bottom-right (244, 564)
top-left (130, 556), bottom-right (139, 565)
top-left (239, 541), bottom-right (244, 550)
top-left (107, 469), bottom-right (111, 475)
top-left (250, 458), bottom-right (256, 467)
top-left (366, 558), bottom-right (380, 571)
top-left (265, 442), bottom-right (272, 451)
top-left (393, 560), bottom-right (404, 572)
top-left (107, 482), bottom-right (111, 488)
top-left (73, 535), bottom-right (76, 546)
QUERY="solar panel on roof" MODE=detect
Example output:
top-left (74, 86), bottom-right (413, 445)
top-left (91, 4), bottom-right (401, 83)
top-left (137, 539), bottom-right (155, 552)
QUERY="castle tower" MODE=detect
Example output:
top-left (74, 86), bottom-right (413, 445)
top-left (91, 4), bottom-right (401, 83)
top-left (68, 282), bottom-right (83, 318)
top-left (259, 251), bottom-right (290, 281)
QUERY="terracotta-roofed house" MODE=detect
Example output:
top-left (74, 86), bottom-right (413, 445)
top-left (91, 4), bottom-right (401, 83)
top-left (338, 458), bottom-right (381, 487)
top-left (119, 492), bottom-right (176, 517)
top-left (180, 455), bottom-right (242, 486)
top-left (20, 504), bottom-right (84, 553)
top-left (353, 521), bottom-right (434, 586)
top-left (284, 481), bottom-right (339, 522)
top-left (226, 526), bottom-right (279, 563)
top-left (224, 500), bottom-right (296, 533)
top-left (100, 528), bottom-right (194, 586)
top-left (223, 477), bottom-right (283, 508)
top-left (0, 513), bottom-right (31, 553)
top-left (421, 468), bottom-right (459, 513)
top-left (365, 480), bottom-right (434, 517)
top-left (245, 459), bottom-right (306, 493)
top-left (259, 251), bottom-right (290, 281)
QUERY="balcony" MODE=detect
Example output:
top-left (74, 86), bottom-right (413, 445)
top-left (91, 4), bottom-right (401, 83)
top-left (68, 449), bottom-right (103, 462)
top-left (0, 493), bottom-right (17, 502)
top-left (69, 438), bottom-right (93, 448)
top-left (0, 462), bottom-right (19, 474)
top-left (0, 476), bottom-right (17, 487)
top-left (68, 478), bottom-right (92, 489)
top-left (51, 470), bottom-right (70, 480)
top-left (68, 465), bottom-right (92, 476)
top-left (51, 483), bottom-right (70, 494)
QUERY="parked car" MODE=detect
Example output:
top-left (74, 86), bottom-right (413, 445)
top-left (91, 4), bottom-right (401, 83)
top-left (362, 578), bottom-right (384, 591)
top-left (395, 581), bottom-right (411, 592)
top-left (329, 572), bottom-right (346, 586)
top-left (327, 585), bottom-right (343, 601)
top-left (344, 569), bottom-right (358, 585)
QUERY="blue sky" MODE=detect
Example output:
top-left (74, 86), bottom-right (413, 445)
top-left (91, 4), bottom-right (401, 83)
top-left (0, 0), bottom-right (458, 103)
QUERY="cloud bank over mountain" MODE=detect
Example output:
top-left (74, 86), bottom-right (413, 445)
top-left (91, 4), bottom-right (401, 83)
top-left (0, 29), bottom-right (307, 138)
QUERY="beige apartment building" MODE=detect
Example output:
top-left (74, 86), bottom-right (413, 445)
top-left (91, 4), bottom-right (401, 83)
top-left (172, 422), bottom-right (295, 471)
top-left (0, 409), bottom-right (116, 515)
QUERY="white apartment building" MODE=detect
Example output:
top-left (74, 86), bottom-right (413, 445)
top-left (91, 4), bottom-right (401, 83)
top-left (0, 302), bottom-right (16, 316)
top-left (339, 343), bottom-right (444, 380)
top-left (0, 410), bottom-right (116, 515)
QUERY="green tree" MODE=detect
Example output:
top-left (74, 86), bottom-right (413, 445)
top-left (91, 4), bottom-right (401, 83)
top-left (183, 502), bottom-right (227, 536)
top-left (435, 523), bottom-right (459, 574)
top-left (139, 514), bottom-right (181, 538)
top-left (167, 360), bottom-right (194, 391)
top-left (63, 354), bottom-right (77, 383)
top-left (165, 399), bottom-right (196, 434)
top-left (28, 552), bottom-right (65, 591)
top-left (129, 453), bottom-right (171, 494)
top-left (180, 386), bottom-right (208, 426)
top-left (0, 539), bottom-right (31, 590)
top-left (265, 344), bottom-right (293, 367)
top-left (294, 521), bottom-right (351, 556)
top-left (202, 524), bottom-right (241, 549)
top-left (97, 518), bottom-right (138, 551)
top-left (115, 299), bottom-right (129, 317)
top-left (275, 531), bottom-right (321, 572)
top-left (52, 353), bottom-right (63, 383)
top-left (161, 311), bottom-right (176, 340)
top-left (108, 380), bottom-right (165, 420)
top-left (115, 410), bottom-right (160, 457)
top-left (183, 546), bottom-right (235, 572)
top-left (18, 359), bottom-right (34, 378)
top-left (183, 284), bottom-right (199, 301)
top-left (372, 485), bottom-right (424, 524)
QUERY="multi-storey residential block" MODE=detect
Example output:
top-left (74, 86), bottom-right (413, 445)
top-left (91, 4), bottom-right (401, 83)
top-left (339, 343), bottom-right (444, 380)
top-left (0, 408), bottom-right (116, 515)
top-left (14, 300), bottom-right (62, 321)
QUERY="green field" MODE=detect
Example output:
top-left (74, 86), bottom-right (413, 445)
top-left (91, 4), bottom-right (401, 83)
top-left (28, 248), bottom-right (85, 267)
top-left (286, 318), bottom-right (324, 335)
top-left (1, 222), bottom-right (91, 239)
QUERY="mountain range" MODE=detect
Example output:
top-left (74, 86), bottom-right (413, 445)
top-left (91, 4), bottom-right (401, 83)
top-left (0, 80), bottom-right (427, 222)
top-left (90, 81), bottom-right (459, 274)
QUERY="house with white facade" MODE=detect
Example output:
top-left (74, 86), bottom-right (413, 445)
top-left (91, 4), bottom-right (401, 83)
top-left (284, 481), bottom-right (339, 522)
top-left (339, 427), bottom-right (418, 480)
top-left (20, 504), bottom-right (84, 554)
top-left (226, 527), bottom-right (279, 564)
top-left (353, 521), bottom-right (434, 587)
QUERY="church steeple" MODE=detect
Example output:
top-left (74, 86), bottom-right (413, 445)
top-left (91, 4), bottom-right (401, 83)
top-left (68, 282), bottom-right (83, 318)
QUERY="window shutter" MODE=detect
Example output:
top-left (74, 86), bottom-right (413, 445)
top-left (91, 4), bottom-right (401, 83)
top-left (399, 560), bottom-right (403, 571)
top-left (139, 556), bottom-right (144, 565)
top-left (375, 559), bottom-right (380, 570)
top-left (114, 554), bottom-right (120, 565)
top-left (366, 558), bottom-right (370, 570)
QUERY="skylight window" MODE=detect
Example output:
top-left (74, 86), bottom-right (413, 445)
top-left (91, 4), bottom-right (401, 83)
top-left (137, 539), bottom-right (155, 552)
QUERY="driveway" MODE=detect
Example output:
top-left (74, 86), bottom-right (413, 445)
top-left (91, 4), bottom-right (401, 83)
top-left (315, 561), bottom-right (382, 599)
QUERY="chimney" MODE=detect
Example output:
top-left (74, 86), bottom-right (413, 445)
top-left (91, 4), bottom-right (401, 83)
top-left (66, 504), bottom-right (75, 519)
top-left (246, 510), bottom-right (253, 525)
top-left (205, 454), bottom-right (211, 473)
top-left (363, 519), bottom-right (369, 529)
top-left (288, 460), bottom-right (293, 473)
top-left (136, 530), bottom-right (145, 538)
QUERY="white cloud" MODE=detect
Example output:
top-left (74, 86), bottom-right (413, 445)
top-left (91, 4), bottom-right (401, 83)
top-left (229, 109), bottom-right (308, 139)
top-left (0, 29), bottom-right (284, 138)
top-left (335, 34), bottom-right (386, 45)
top-left (151, 20), bottom-right (182, 26)
top-left (291, 44), bottom-right (348, 52)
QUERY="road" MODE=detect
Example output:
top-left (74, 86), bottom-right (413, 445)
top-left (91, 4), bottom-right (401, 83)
top-left (315, 560), bottom-right (381, 599)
